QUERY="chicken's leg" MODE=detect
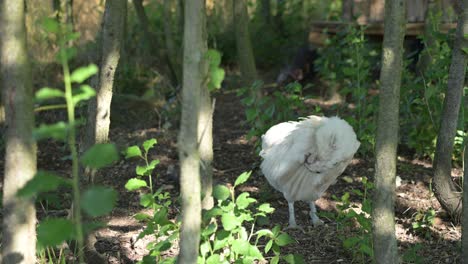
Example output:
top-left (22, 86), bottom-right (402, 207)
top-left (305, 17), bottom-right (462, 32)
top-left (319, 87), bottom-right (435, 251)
top-left (285, 201), bottom-right (305, 232)
top-left (309, 201), bottom-right (324, 226)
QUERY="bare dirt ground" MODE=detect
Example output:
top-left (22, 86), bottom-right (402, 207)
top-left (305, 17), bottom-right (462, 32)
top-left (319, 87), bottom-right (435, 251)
top-left (1, 83), bottom-right (461, 263)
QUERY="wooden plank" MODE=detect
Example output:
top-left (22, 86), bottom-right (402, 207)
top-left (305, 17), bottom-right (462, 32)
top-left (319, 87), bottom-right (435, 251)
top-left (309, 21), bottom-right (457, 37)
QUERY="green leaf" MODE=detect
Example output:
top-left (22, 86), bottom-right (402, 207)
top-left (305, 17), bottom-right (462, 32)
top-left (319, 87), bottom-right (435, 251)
top-left (208, 68), bottom-right (225, 91)
top-left (154, 240), bottom-right (172, 252)
top-left (462, 47), bottom-right (468, 54)
top-left (275, 233), bottom-right (296, 246)
top-left (124, 146), bottom-right (142, 159)
top-left (221, 212), bottom-right (239, 231)
top-left (234, 171), bottom-right (251, 187)
top-left (72, 84), bottom-right (96, 105)
top-left (360, 243), bottom-right (373, 256)
top-left (17, 171), bottom-right (71, 198)
top-left (270, 256), bottom-right (280, 264)
top-left (134, 213), bottom-right (152, 221)
top-left (206, 254), bottom-right (222, 264)
top-left (143, 138), bottom-right (157, 153)
top-left (201, 223), bottom-right (217, 237)
top-left (231, 240), bottom-right (263, 259)
top-left (70, 64), bottom-right (98, 83)
top-left (34, 122), bottom-right (69, 141)
top-left (255, 229), bottom-right (274, 239)
top-left (37, 218), bottom-right (74, 248)
top-left (57, 46), bottom-right (77, 61)
top-left (265, 239), bottom-right (273, 253)
top-left (35, 87), bottom-right (64, 101)
top-left (81, 186), bottom-right (117, 217)
top-left (236, 193), bottom-right (256, 209)
top-left (213, 185), bottom-right (230, 201)
top-left (258, 203), bottom-right (275, 214)
top-left (125, 178), bottom-right (147, 191)
top-left (135, 160), bottom-right (160, 176)
top-left (213, 230), bottom-right (231, 251)
top-left (343, 236), bottom-right (361, 249)
top-left (200, 241), bottom-right (211, 257)
top-left (81, 143), bottom-right (119, 169)
top-left (140, 193), bottom-right (153, 207)
top-left (283, 254), bottom-right (305, 264)
top-left (203, 207), bottom-right (223, 223)
top-left (206, 49), bottom-right (222, 67)
top-left (136, 165), bottom-right (147, 176)
top-left (41, 17), bottom-right (59, 33)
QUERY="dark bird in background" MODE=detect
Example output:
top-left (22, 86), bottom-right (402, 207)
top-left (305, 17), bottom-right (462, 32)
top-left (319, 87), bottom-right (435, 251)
top-left (276, 45), bottom-right (318, 86)
top-left (260, 116), bottom-right (360, 229)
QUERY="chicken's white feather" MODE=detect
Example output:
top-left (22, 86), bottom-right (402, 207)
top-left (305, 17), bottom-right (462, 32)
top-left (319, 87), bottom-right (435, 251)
top-left (260, 115), bottom-right (360, 227)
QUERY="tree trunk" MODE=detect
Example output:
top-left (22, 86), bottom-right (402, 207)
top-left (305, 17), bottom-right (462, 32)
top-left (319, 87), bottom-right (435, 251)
top-left (177, 0), bottom-right (207, 262)
top-left (81, 0), bottom-right (126, 262)
top-left (234, 0), bottom-right (258, 85)
top-left (342, 0), bottom-right (353, 21)
top-left (83, 0), bottom-right (126, 175)
top-left (372, 0), bottom-right (406, 263)
top-left (432, 0), bottom-right (467, 221)
top-left (417, 0), bottom-right (441, 75)
top-left (132, 0), bottom-right (154, 51)
top-left (460, 0), bottom-right (468, 255)
top-left (199, 91), bottom-right (214, 210)
top-left (261, 0), bottom-right (271, 25)
top-left (462, 71), bottom-right (468, 263)
top-left (0, 1), bottom-right (37, 263)
top-left (163, 0), bottom-right (182, 84)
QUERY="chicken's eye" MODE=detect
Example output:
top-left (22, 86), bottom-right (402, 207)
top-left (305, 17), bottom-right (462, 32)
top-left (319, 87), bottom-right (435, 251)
top-left (315, 171), bottom-right (321, 174)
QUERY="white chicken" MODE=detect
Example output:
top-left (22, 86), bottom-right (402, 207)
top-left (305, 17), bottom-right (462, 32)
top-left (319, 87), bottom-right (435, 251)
top-left (260, 115), bottom-right (360, 228)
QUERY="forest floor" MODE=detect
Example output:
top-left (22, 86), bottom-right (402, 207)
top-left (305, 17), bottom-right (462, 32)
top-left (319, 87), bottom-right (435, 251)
top-left (7, 80), bottom-right (462, 263)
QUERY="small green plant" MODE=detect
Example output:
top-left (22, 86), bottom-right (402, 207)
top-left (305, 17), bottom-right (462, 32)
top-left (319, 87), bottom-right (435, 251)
top-left (402, 243), bottom-right (425, 264)
top-left (124, 139), bottom-right (179, 264)
top-left (237, 81), bottom-right (309, 151)
top-left (315, 25), bottom-right (379, 155)
top-left (19, 17), bottom-right (119, 263)
top-left (199, 171), bottom-right (303, 264)
top-left (332, 177), bottom-right (374, 262)
top-left (411, 208), bottom-right (436, 239)
top-left (400, 11), bottom-right (465, 162)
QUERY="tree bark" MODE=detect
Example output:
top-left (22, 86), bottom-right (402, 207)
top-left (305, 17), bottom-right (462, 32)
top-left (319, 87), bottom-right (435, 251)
top-left (177, 0), bottom-right (207, 262)
top-left (132, 0), bottom-right (154, 51)
top-left (81, 0), bottom-right (126, 262)
top-left (261, 0), bottom-right (271, 25)
top-left (460, 0), bottom-right (468, 255)
top-left (234, 0), bottom-right (258, 85)
top-left (462, 71), bottom-right (468, 263)
top-left (0, 1), bottom-right (37, 263)
top-left (83, 0), bottom-right (126, 174)
top-left (432, 0), bottom-right (467, 221)
top-left (342, 0), bottom-right (353, 21)
top-left (199, 90), bottom-right (214, 210)
top-left (372, 0), bottom-right (406, 263)
top-left (163, 0), bottom-right (182, 84)
top-left (417, 0), bottom-right (441, 75)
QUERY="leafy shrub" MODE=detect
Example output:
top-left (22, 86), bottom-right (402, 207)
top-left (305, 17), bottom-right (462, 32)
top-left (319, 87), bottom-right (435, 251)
top-left (237, 81), bottom-right (313, 151)
top-left (400, 12), bottom-right (465, 163)
top-left (200, 171), bottom-right (303, 264)
top-left (19, 18), bottom-right (119, 263)
top-left (315, 25), bottom-right (380, 155)
top-left (331, 177), bottom-right (374, 262)
top-left (124, 139), bottom-right (179, 264)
